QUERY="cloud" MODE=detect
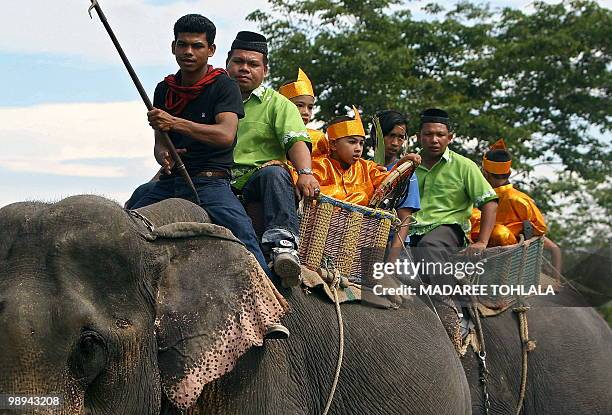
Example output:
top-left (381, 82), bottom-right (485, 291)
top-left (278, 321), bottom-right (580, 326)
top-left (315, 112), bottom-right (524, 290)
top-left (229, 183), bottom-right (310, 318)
top-left (0, 100), bottom-right (162, 207)
top-left (0, 0), bottom-right (269, 66)
top-left (0, 101), bottom-right (157, 177)
top-left (1, 159), bottom-right (126, 178)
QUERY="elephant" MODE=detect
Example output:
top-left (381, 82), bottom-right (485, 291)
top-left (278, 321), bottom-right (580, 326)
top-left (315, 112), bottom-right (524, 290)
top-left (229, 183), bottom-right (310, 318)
top-left (0, 195), bottom-right (472, 415)
top-left (459, 281), bottom-right (612, 414)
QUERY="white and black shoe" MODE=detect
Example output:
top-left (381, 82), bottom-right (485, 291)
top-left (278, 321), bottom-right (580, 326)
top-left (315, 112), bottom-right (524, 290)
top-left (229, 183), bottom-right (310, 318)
top-left (272, 248), bottom-right (302, 288)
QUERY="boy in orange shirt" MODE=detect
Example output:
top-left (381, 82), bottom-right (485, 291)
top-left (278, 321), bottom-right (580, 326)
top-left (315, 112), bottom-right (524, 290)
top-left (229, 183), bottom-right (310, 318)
top-left (311, 107), bottom-right (420, 206)
top-left (471, 139), bottom-right (562, 271)
top-left (279, 68), bottom-right (328, 157)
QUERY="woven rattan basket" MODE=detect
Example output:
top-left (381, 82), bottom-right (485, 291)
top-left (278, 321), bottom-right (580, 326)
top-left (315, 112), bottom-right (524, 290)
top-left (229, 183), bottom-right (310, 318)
top-left (470, 236), bottom-right (544, 306)
top-left (298, 194), bottom-right (398, 282)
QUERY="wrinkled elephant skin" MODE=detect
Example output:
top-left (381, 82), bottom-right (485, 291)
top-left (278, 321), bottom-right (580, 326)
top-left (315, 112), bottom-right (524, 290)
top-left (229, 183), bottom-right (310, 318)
top-left (0, 195), bottom-right (472, 414)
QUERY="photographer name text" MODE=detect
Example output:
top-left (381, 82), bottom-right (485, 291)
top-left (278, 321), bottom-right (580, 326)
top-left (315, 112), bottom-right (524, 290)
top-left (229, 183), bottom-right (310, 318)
top-left (373, 284), bottom-right (555, 296)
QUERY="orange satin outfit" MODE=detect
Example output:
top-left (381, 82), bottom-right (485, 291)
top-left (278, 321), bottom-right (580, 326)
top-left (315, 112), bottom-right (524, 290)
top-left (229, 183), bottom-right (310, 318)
top-left (309, 129), bottom-right (329, 158)
top-left (470, 184), bottom-right (547, 246)
top-left (311, 156), bottom-right (388, 206)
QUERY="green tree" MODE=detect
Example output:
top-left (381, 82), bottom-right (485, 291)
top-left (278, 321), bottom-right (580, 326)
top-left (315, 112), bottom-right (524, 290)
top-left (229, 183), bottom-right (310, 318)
top-left (249, 0), bottom-right (612, 250)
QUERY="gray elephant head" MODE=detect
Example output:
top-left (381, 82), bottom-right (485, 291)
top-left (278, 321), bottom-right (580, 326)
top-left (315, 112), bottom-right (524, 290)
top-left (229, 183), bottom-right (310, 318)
top-left (0, 195), bottom-right (286, 414)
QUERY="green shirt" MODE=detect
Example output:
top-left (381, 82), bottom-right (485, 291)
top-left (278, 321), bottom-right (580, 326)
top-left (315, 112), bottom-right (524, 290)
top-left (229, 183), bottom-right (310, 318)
top-left (410, 148), bottom-right (498, 236)
top-left (232, 85), bottom-right (310, 189)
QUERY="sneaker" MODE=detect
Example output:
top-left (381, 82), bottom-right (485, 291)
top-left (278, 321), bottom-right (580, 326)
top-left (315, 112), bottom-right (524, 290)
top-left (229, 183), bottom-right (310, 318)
top-left (273, 250), bottom-right (302, 288)
top-left (264, 323), bottom-right (290, 340)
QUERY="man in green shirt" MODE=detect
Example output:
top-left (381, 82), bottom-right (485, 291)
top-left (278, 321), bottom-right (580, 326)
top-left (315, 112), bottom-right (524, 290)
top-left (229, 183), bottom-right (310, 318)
top-left (409, 108), bottom-right (498, 281)
top-left (226, 32), bottom-right (320, 287)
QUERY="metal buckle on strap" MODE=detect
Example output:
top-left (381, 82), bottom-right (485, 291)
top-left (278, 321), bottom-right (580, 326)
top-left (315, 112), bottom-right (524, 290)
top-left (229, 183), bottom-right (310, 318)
top-left (127, 209), bottom-right (155, 233)
top-left (194, 170), bottom-right (229, 178)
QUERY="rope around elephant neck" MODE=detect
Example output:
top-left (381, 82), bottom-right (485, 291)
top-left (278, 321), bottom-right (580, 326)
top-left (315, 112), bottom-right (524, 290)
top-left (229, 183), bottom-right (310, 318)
top-left (321, 267), bottom-right (345, 415)
top-left (513, 304), bottom-right (534, 415)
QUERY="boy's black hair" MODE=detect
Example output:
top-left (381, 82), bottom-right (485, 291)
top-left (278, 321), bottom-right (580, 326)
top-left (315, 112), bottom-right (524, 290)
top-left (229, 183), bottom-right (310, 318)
top-left (419, 108), bottom-right (452, 131)
top-left (485, 149), bottom-right (512, 162)
top-left (174, 14), bottom-right (216, 44)
top-left (371, 110), bottom-right (407, 138)
top-left (328, 115), bottom-right (354, 127)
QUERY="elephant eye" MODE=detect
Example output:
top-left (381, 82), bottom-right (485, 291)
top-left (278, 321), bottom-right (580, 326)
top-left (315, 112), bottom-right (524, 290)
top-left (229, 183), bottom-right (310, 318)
top-left (70, 330), bottom-right (108, 385)
top-left (80, 334), bottom-right (102, 355)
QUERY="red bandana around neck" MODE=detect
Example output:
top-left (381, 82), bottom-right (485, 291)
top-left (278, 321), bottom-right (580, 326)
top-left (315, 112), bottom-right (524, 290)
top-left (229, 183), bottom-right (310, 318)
top-left (164, 65), bottom-right (227, 115)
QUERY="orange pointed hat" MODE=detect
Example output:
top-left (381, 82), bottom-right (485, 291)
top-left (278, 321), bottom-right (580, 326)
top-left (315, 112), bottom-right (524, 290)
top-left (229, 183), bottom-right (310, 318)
top-left (279, 68), bottom-right (314, 99)
top-left (482, 138), bottom-right (512, 174)
top-left (327, 106), bottom-right (366, 140)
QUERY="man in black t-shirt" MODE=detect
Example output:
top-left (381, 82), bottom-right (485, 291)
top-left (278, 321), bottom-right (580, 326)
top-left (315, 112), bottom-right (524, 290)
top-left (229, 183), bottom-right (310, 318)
top-left (131, 14), bottom-right (270, 277)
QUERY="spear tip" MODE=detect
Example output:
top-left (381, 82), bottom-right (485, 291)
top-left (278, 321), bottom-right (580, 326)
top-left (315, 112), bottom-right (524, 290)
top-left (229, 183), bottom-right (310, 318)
top-left (88, 0), bottom-right (99, 19)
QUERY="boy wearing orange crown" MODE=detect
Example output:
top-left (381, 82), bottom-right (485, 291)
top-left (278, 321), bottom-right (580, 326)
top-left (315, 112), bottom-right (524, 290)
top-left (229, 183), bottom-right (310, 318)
top-left (471, 139), bottom-right (547, 245)
top-left (279, 68), bottom-right (329, 157)
top-left (311, 107), bottom-right (420, 206)
top-left (471, 139), bottom-right (562, 271)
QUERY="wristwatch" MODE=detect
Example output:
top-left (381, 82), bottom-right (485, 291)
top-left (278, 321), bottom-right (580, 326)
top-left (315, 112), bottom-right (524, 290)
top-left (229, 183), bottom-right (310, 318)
top-left (297, 168), bottom-right (313, 175)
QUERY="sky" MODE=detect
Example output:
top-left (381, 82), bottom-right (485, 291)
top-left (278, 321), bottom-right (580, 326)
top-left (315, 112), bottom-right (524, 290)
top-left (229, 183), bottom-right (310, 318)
top-left (1, 0), bottom-right (610, 208)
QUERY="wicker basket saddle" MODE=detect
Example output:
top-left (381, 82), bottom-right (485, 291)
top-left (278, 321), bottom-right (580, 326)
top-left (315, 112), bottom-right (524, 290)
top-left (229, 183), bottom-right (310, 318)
top-left (298, 194), bottom-right (398, 282)
top-left (369, 160), bottom-right (415, 209)
top-left (468, 235), bottom-right (545, 308)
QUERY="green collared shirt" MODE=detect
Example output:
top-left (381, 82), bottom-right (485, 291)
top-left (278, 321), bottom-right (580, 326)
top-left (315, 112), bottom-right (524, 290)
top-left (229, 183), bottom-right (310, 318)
top-left (410, 148), bottom-right (498, 236)
top-left (232, 85), bottom-right (310, 189)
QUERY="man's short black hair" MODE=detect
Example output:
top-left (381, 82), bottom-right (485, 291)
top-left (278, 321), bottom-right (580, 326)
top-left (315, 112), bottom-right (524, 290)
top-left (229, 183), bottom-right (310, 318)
top-left (419, 108), bottom-right (452, 131)
top-left (174, 14), bottom-right (216, 44)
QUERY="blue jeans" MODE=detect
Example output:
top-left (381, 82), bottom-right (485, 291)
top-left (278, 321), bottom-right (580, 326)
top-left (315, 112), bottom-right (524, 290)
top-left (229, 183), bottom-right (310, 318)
top-left (131, 176), bottom-right (271, 277)
top-left (125, 181), bottom-right (157, 209)
top-left (240, 166), bottom-right (300, 249)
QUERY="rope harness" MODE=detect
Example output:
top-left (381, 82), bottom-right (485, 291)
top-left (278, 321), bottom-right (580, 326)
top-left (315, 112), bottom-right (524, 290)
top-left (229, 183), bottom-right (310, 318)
top-left (469, 303), bottom-right (492, 415)
top-left (513, 305), bottom-right (535, 415)
top-left (408, 234), bottom-right (543, 415)
top-left (321, 258), bottom-right (345, 415)
top-left (463, 242), bottom-right (536, 415)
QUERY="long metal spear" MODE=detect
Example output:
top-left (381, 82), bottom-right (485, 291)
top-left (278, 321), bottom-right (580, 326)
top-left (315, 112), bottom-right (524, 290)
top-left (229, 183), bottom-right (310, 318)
top-left (87, 0), bottom-right (200, 204)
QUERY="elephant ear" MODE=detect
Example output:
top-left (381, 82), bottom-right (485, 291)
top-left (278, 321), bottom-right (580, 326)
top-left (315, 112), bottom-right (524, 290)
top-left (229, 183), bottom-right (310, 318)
top-left (151, 221), bottom-right (289, 410)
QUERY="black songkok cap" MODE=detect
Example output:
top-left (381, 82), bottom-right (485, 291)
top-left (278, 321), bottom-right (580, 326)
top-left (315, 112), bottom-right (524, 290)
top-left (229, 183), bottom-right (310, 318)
top-left (231, 31), bottom-right (268, 55)
top-left (420, 108), bottom-right (451, 129)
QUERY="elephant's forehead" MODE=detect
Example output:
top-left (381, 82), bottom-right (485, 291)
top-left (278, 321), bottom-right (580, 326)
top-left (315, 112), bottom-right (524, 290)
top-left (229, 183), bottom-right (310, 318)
top-left (0, 195), bottom-right (132, 237)
top-left (0, 200), bottom-right (144, 290)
